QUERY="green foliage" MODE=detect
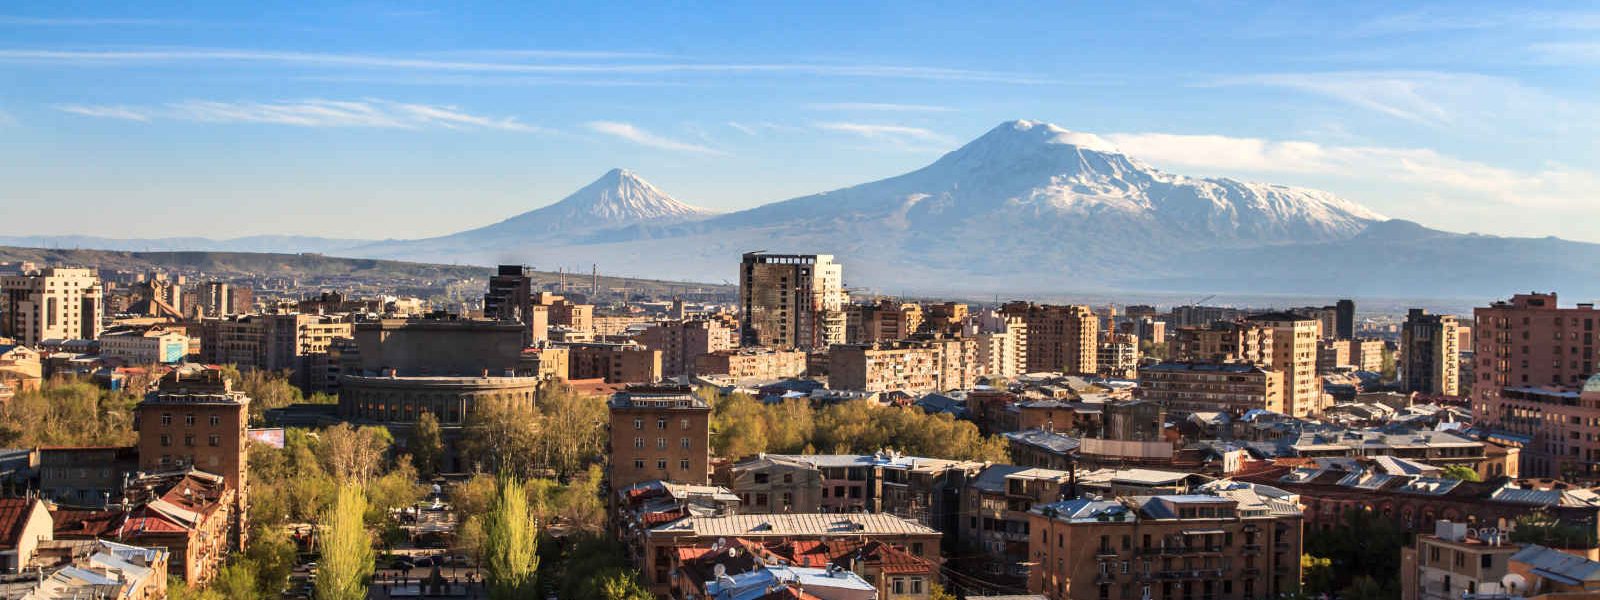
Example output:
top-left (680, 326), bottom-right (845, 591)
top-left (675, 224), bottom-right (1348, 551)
top-left (553, 535), bottom-right (637, 600)
top-left (1300, 554), bottom-right (1334, 595)
top-left (364, 455), bottom-right (426, 526)
top-left (1138, 340), bottom-right (1169, 361)
top-left (483, 475), bottom-right (539, 600)
top-left (534, 383), bottom-right (609, 479)
top-left (929, 583), bottom-right (959, 600)
top-left (315, 484), bottom-right (373, 600)
top-left (320, 424), bottom-right (393, 483)
top-left (166, 578), bottom-right (224, 600)
top-left (1342, 575), bottom-right (1387, 600)
top-left (212, 561), bottom-right (261, 600)
top-left (1440, 464), bottom-right (1482, 482)
top-left (242, 525), bottom-right (299, 597)
top-left (220, 366), bottom-right (304, 423)
top-left (597, 569), bottom-right (653, 599)
top-left (0, 376), bottom-right (141, 447)
top-left (1303, 509), bottom-right (1405, 596)
top-left (709, 390), bottom-right (1009, 463)
top-left (410, 411), bottom-right (443, 479)
top-left (459, 395), bottom-right (542, 477)
top-left (1511, 510), bottom-right (1599, 548)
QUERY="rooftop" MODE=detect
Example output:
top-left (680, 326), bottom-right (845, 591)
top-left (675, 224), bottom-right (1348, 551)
top-left (650, 512), bottom-right (937, 538)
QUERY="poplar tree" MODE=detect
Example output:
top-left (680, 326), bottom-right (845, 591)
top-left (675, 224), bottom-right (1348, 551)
top-left (315, 484), bottom-right (373, 600)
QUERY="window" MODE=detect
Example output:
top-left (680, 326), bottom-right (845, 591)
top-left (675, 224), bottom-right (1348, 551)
top-left (892, 578), bottom-right (905, 595)
top-left (160, 413), bottom-right (172, 426)
top-left (185, 414), bottom-right (195, 426)
top-left (633, 459), bottom-right (644, 469)
top-left (656, 438), bottom-right (666, 450)
top-left (633, 418), bottom-right (643, 430)
top-left (208, 435), bottom-right (220, 447)
top-left (634, 437), bottom-right (644, 449)
top-left (754, 473), bottom-right (770, 484)
top-left (656, 459), bottom-right (667, 470)
top-left (680, 418), bottom-right (689, 430)
top-left (209, 415), bottom-right (220, 426)
top-left (184, 435), bottom-right (195, 447)
top-left (783, 473), bottom-right (793, 484)
top-left (756, 493), bottom-right (769, 506)
top-left (910, 577), bottom-right (923, 594)
top-left (160, 434), bottom-right (171, 447)
top-left (680, 459), bottom-right (690, 471)
top-left (657, 418), bottom-right (667, 429)
top-left (681, 437), bottom-right (690, 449)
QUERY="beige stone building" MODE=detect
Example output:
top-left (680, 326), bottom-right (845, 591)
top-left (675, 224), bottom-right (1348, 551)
top-left (636, 318), bottom-right (736, 377)
top-left (1000, 302), bottom-right (1098, 375)
top-left (828, 337), bottom-right (974, 393)
top-left (846, 299), bottom-right (923, 343)
top-left (1399, 521), bottom-right (1519, 600)
top-left (1, 267), bottom-right (103, 346)
top-left (565, 342), bottom-right (663, 384)
top-left (1138, 362), bottom-right (1283, 415)
top-left (738, 252), bottom-right (846, 350)
top-left (100, 327), bottom-right (191, 364)
top-left (1401, 309), bottom-right (1460, 396)
top-left (693, 348), bottom-right (807, 380)
top-left (1245, 313), bottom-right (1323, 417)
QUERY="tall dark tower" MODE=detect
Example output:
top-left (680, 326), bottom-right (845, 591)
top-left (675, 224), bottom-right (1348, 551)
top-left (1335, 299), bottom-right (1355, 340)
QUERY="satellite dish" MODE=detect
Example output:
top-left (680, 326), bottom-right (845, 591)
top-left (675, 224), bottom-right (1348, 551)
top-left (713, 564), bottom-right (727, 578)
top-left (1502, 573), bottom-right (1527, 594)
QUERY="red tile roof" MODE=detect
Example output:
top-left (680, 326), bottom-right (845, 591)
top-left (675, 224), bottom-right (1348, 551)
top-left (51, 508), bottom-right (122, 538)
top-left (0, 498), bottom-right (38, 548)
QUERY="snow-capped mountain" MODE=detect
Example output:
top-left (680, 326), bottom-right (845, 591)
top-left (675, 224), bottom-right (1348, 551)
top-left (450, 168), bottom-right (713, 240)
top-left (710, 120), bottom-right (1382, 246)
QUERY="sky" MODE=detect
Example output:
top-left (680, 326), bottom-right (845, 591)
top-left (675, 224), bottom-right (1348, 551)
top-left (2, 1), bottom-right (1599, 242)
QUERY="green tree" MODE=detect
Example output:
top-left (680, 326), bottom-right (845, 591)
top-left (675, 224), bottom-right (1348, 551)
top-left (597, 569), bottom-right (653, 599)
top-left (929, 583), bottom-right (958, 600)
top-left (535, 384), bottom-right (608, 479)
top-left (483, 475), bottom-right (540, 600)
top-left (410, 410), bottom-right (444, 479)
top-left (316, 484), bottom-right (373, 600)
top-left (243, 525), bottom-right (299, 597)
top-left (1341, 575), bottom-right (1388, 600)
top-left (319, 424), bottom-right (392, 484)
top-left (1301, 554), bottom-right (1334, 595)
top-left (365, 455), bottom-right (426, 526)
top-left (221, 366), bottom-right (304, 423)
top-left (166, 579), bottom-right (223, 600)
top-left (460, 396), bottom-right (541, 477)
top-left (1440, 464), bottom-right (1482, 482)
top-left (212, 561), bottom-right (261, 600)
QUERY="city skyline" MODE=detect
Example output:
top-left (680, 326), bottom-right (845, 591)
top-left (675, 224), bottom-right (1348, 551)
top-left (4, 1), bottom-right (1600, 243)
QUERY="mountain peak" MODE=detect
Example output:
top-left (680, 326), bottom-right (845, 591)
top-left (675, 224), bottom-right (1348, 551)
top-left (976, 119), bottom-right (1123, 154)
top-left (450, 169), bottom-right (713, 240)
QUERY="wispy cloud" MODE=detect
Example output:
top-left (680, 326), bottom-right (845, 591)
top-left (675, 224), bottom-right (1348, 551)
top-left (0, 48), bottom-right (1054, 84)
top-left (1101, 131), bottom-right (1598, 211)
top-left (1352, 8), bottom-right (1600, 36)
top-left (1213, 71), bottom-right (1586, 131)
top-left (55, 104), bottom-right (152, 121)
top-left (725, 121), bottom-right (803, 136)
top-left (806, 102), bottom-right (955, 113)
top-left (1529, 41), bottom-right (1600, 64)
top-left (586, 121), bottom-right (724, 155)
top-left (815, 122), bottom-right (952, 145)
top-left (54, 99), bottom-right (540, 131)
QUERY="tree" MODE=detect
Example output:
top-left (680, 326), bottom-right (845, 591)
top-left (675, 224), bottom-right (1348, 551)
top-left (482, 475), bottom-right (539, 600)
top-left (316, 484), bottom-right (373, 600)
top-left (1341, 575), bottom-right (1388, 600)
top-left (212, 561), bottom-right (261, 600)
top-left (243, 525), bottom-right (299, 597)
top-left (411, 411), bottom-right (444, 479)
top-left (598, 569), bottom-right (653, 599)
top-left (221, 366), bottom-right (304, 423)
top-left (1440, 465), bottom-right (1482, 482)
top-left (365, 455), bottom-right (425, 525)
top-left (460, 396), bottom-right (541, 477)
top-left (535, 384), bottom-right (608, 479)
top-left (929, 583), bottom-right (958, 600)
top-left (319, 424), bottom-right (391, 484)
top-left (1301, 554), bottom-right (1334, 595)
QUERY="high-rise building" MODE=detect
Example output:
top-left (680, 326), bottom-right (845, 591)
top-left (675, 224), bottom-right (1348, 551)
top-left (1472, 293), bottom-right (1600, 478)
top-left (737, 253), bottom-right (846, 350)
top-left (484, 265), bottom-right (544, 344)
top-left (999, 302), bottom-right (1098, 375)
top-left (1245, 312), bottom-right (1324, 417)
top-left (1, 267), bottom-right (103, 346)
top-left (197, 282), bottom-right (232, 318)
top-left (607, 384), bottom-right (710, 491)
top-left (844, 299), bottom-right (922, 343)
top-left (1336, 299), bottom-right (1355, 340)
top-left (135, 366), bottom-right (250, 547)
top-left (1401, 309), bottom-right (1460, 396)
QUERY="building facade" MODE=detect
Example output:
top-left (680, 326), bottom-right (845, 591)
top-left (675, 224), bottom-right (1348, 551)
top-left (693, 348), bottom-right (808, 380)
top-left (1402, 309), bottom-right (1461, 396)
top-left (607, 385), bottom-right (711, 491)
top-left (1000, 302), bottom-right (1098, 375)
top-left (1, 267), bottom-right (103, 346)
top-left (1139, 362), bottom-right (1283, 416)
top-left (636, 318), bottom-right (736, 378)
top-left (738, 252), bottom-right (847, 351)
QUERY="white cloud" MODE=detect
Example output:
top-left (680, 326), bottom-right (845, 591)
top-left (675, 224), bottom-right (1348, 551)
top-left (586, 121), bottom-right (724, 155)
top-left (0, 48), bottom-right (1053, 84)
top-left (806, 102), bottom-right (955, 113)
top-left (815, 122), bottom-right (953, 147)
top-left (1214, 71), bottom-right (1589, 133)
top-left (54, 99), bottom-right (539, 131)
top-left (1101, 131), bottom-right (1599, 210)
top-left (54, 104), bottom-right (152, 121)
top-left (0, 15), bottom-right (182, 26)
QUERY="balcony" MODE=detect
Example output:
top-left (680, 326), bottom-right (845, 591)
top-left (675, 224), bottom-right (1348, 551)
top-left (1096, 547), bottom-right (1118, 558)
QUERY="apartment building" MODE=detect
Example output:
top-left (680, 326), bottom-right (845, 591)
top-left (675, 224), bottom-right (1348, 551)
top-left (1472, 293), bottom-right (1600, 477)
top-left (1028, 481), bottom-right (1305, 600)
top-left (1402, 309), bottom-right (1461, 396)
top-left (1000, 302), bottom-right (1098, 375)
top-left (100, 327), bottom-right (191, 364)
top-left (829, 338), bottom-right (978, 394)
top-left (1400, 521), bottom-right (1520, 600)
top-left (566, 342), bottom-right (663, 384)
top-left (1, 267), bottom-right (103, 346)
top-left (846, 299), bottom-right (924, 343)
top-left (1138, 362), bottom-right (1283, 416)
top-left (635, 318), bottom-right (736, 377)
top-left (693, 348), bottom-right (807, 380)
top-left (738, 252), bottom-right (846, 350)
top-left (607, 385), bottom-right (711, 491)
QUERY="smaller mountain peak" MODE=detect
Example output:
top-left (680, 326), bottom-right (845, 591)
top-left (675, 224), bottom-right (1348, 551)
top-left (600, 167), bottom-right (637, 180)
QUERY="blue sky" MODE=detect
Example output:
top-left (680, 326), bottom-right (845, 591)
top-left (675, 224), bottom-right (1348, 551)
top-left (3, 1), bottom-right (1599, 241)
